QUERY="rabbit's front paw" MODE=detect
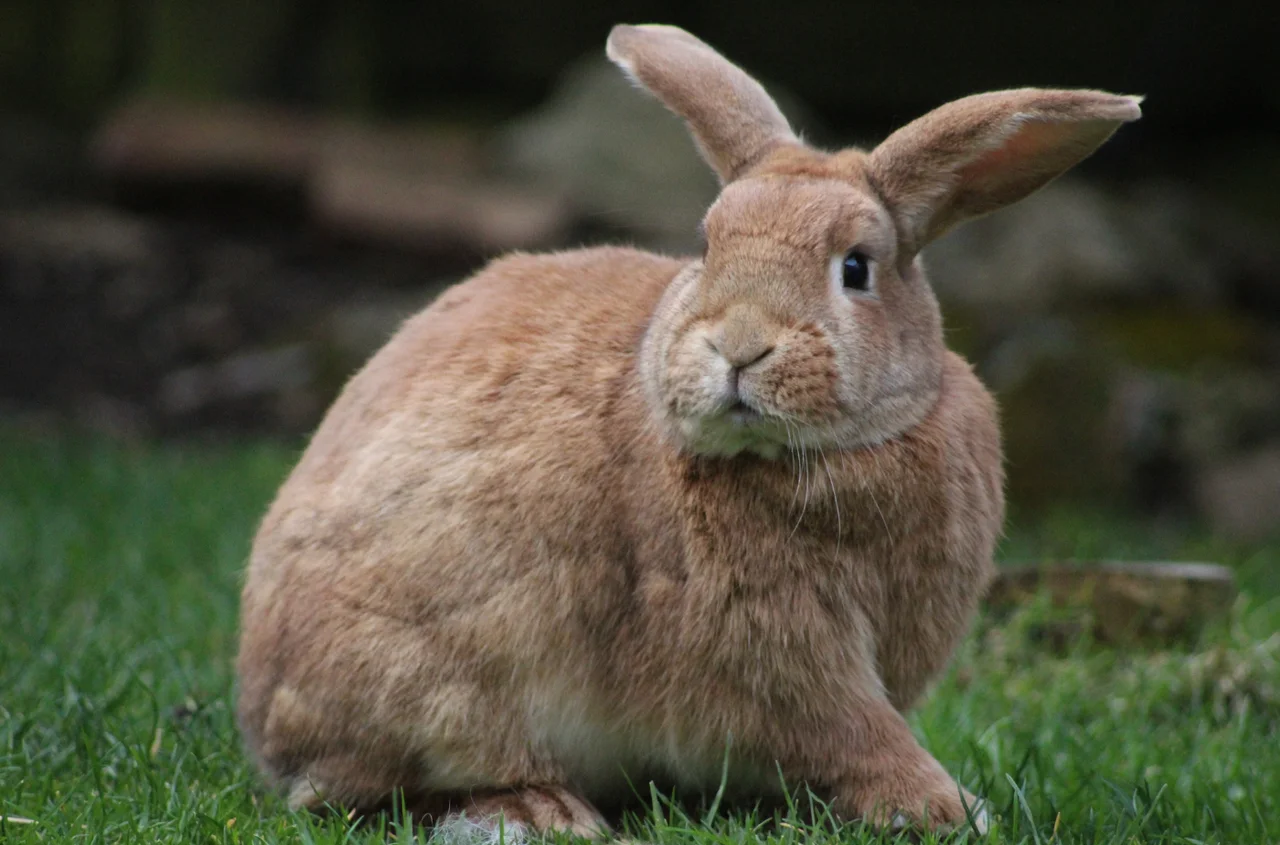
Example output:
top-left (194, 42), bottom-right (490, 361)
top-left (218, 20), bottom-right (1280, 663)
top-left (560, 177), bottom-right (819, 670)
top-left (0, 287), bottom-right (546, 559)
top-left (845, 765), bottom-right (988, 834)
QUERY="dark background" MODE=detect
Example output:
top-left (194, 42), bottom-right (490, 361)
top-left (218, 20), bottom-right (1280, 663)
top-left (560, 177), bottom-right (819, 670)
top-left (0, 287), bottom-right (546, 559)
top-left (1, 0), bottom-right (1277, 537)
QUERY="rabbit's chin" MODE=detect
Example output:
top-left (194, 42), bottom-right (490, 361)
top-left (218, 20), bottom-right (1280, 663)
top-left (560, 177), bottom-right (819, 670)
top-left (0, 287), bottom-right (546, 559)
top-left (678, 411), bottom-right (791, 459)
top-left (674, 398), bottom-right (908, 459)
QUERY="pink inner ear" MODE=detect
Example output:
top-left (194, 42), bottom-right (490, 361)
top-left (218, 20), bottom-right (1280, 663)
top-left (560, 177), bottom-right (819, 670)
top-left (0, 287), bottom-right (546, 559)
top-left (958, 120), bottom-right (1063, 186)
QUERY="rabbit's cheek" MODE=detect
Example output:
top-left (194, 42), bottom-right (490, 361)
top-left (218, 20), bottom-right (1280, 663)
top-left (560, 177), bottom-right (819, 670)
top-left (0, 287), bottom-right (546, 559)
top-left (664, 333), bottom-right (733, 417)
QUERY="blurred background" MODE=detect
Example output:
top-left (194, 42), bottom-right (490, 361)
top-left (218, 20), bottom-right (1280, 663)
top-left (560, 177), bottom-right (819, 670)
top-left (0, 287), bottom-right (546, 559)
top-left (1, 0), bottom-right (1277, 538)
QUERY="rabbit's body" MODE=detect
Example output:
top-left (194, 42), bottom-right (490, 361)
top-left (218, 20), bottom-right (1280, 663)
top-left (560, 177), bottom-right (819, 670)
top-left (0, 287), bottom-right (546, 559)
top-left (238, 246), bottom-right (999, 814)
top-left (238, 23), bottom-right (1139, 834)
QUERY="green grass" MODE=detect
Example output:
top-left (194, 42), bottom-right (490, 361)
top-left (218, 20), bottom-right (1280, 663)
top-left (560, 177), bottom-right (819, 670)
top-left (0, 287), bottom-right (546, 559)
top-left (1, 428), bottom-right (1276, 844)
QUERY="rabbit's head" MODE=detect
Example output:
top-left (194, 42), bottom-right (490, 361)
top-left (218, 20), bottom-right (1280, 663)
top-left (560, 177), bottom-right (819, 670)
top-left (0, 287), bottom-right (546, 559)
top-left (610, 24), bottom-right (1140, 457)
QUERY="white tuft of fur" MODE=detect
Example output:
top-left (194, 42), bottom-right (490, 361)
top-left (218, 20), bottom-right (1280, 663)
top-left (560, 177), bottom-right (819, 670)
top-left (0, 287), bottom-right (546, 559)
top-left (968, 801), bottom-right (991, 835)
top-left (429, 815), bottom-right (529, 845)
top-left (604, 35), bottom-right (640, 88)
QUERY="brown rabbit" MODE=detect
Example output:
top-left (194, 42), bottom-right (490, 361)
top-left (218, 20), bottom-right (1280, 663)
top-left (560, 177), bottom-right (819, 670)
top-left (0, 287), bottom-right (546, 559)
top-left (236, 23), bottom-right (1140, 837)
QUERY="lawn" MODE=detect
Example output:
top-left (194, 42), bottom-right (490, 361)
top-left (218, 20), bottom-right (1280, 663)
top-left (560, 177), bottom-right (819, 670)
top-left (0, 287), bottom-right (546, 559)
top-left (1, 427), bottom-right (1276, 844)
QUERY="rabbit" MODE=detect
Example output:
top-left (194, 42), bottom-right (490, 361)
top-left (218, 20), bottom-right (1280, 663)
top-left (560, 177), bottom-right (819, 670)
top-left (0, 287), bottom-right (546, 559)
top-left (236, 22), bottom-right (1140, 837)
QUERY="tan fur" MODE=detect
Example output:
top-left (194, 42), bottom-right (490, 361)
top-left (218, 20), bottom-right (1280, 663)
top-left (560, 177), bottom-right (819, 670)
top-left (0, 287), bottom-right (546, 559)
top-left (237, 23), bottom-right (1139, 835)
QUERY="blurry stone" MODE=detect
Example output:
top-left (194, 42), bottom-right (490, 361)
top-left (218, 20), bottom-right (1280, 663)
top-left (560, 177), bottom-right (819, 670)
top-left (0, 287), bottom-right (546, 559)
top-left (1194, 445), bottom-right (1280, 543)
top-left (102, 266), bottom-right (172, 322)
top-left (986, 562), bottom-right (1238, 647)
top-left (927, 181), bottom-right (1145, 313)
top-left (0, 190), bottom-right (466, 437)
top-left (925, 180), bottom-right (1272, 319)
top-left (965, 296), bottom-right (1280, 511)
top-left (999, 319), bottom-right (1280, 519)
top-left (1088, 308), bottom-right (1272, 374)
top-left (320, 121), bottom-right (488, 180)
top-left (981, 318), bottom-right (1122, 506)
top-left (1107, 370), bottom-right (1180, 467)
top-left (0, 205), bottom-right (156, 271)
top-left (1105, 369), bottom-right (1190, 513)
top-left (73, 394), bottom-right (153, 440)
top-left (323, 293), bottom-right (431, 358)
top-left (311, 160), bottom-right (569, 253)
top-left (158, 345), bottom-right (314, 416)
top-left (312, 291), bottom-right (435, 386)
top-left (0, 207), bottom-right (175, 416)
top-left (197, 241), bottom-right (281, 300)
top-left (93, 99), bottom-right (315, 189)
top-left (498, 56), bottom-right (821, 254)
top-left (272, 386), bottom-right (327, 432)
top-left (92, 99), bottom-right (565, 254)
top-left (0, 118), bottom-right (84, 202)
top-left (1179, 370), bottom-right (1280, 466)
top-left (498, 56), bottom-right (712, 252)
top-left (1092, 311), bottom-right (1280, 514)
top-left (175, 302), bottom-right (243, 356)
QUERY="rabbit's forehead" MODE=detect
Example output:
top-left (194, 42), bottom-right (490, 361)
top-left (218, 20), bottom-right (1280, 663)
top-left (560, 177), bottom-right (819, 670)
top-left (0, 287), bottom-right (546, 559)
top-left (704, 175), bottom-right (894, 256)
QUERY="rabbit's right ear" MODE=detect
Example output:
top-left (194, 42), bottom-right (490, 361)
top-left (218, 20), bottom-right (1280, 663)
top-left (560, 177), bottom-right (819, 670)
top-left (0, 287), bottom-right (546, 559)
top-left (607, 24), bottom-right (798, 184)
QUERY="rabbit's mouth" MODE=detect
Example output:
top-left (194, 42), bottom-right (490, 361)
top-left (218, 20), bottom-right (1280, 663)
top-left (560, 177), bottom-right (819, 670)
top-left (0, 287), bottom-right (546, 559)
top-left (724, 399), bottom-right (761, 426)
top-left (677, 400), bottom-right (790, 459)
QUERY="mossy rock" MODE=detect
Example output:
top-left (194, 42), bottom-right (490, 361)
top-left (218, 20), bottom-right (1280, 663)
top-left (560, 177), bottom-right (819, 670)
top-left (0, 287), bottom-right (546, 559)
top-left (986, 561), bottom-right (1238, 648)
top-left (1087, 307), bottom-right (1272, 374)
top-left (984, 319), bottom-right (1124, 508)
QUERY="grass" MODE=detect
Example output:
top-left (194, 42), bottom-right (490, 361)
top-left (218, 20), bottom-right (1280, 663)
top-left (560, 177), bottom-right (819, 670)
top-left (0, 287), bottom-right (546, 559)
top-left (0, 427), bottom-right (1276, 844)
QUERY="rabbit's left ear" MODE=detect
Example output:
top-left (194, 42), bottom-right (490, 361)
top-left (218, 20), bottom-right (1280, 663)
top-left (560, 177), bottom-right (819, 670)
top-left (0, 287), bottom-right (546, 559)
top-left (607, 24), bottom-right (798, 184)
top-left (869, 88), bottom-right (1142, 252)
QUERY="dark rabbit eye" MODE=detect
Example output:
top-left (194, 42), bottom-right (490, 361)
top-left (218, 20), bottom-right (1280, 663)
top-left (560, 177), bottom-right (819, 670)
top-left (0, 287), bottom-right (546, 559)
top-left (842, 251), bottom-right (871, 291)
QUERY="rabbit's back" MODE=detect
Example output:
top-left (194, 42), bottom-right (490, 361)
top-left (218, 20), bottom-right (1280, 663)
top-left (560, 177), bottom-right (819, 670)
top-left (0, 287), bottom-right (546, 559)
top-left (236, 247), bottom-right (685, 795)
top-left (284, 245), bottom-right (683, 495)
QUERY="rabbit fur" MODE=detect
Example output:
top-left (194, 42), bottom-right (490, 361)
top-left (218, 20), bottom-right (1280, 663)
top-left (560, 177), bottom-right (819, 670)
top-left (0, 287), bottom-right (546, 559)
top-left (237, 22), bottom-right (1140, 836)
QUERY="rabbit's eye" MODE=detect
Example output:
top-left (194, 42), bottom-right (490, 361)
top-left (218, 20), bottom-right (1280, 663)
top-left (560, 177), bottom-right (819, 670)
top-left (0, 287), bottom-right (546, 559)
top-left (842, 251), bottom-right (871, 291)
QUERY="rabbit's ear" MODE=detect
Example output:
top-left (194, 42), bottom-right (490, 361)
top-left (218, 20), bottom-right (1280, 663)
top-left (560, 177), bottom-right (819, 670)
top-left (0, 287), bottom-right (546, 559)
top-left (869, 88), bottom-right (1142, 252)
top-left (607, 24), bottom-right (798, 184)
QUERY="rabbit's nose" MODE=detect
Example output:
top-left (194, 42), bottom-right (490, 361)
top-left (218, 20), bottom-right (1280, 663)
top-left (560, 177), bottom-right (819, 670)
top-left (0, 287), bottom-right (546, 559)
top-left (710, 306), bottom-right (776, 369)
top-left (710, 334), bottom-right (773, 369)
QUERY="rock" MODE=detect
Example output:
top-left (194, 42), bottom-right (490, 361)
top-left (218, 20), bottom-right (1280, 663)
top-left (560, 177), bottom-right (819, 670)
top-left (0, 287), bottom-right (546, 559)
top-left (925, 180), bottom-right (1276, 320)
top-left (158, 345), bottom-right (315, 417)
top-left (72, 394), bottom-right (154, 441)
top-left (1178, 370), bottom-right (1280, 466)
top-left (311, 160), bottom-right (569, 254)
top-left (497, 56), bottom-right (822, 254)
top-left (172, 302), bottom-right (243, 357)
top-left (93, 99), bottom-right (316, 190)
top-left (1088, 308), bottom-right (1274, 375)
top-left (990, 314), bottom-right (1280, 516)
top-left (1194, 445), bottom-right (1280, 543)
top-left (1104, 369), bottom-right (1191, 513)
top-left (927, 181), bottom-right (1147, 314)
top-left (0, 118), bottom-right (84, 202)
top-left (498, 56), bottom-right (717, 253)
top-left (0, 205), bottom-right (157, 273)
top-left (93, 99), bottom-right (569, 254)
top-left (1102, 366), bottom-right (1280, 518)
top-left (311, 121), bottom-right (572, 252)
top-left (0, 205), bottom-right (175, 409)
top-left (312, 290), bottom-right (438, 387)
top-left (985, 561), bottom-right (1238, 647)
top-left (0, 194), bottom-right (469, 436)
top-left (319, 121), bottom-right (489, 180)
top-left (980, 317), bottom-right (1123, 506)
